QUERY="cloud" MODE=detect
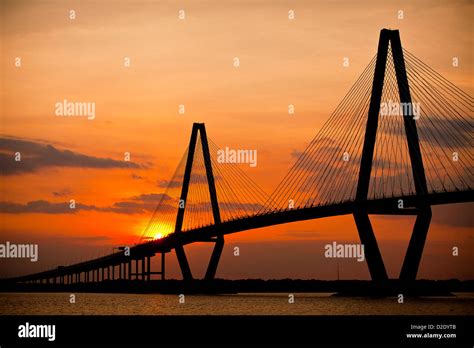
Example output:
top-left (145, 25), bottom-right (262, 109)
top-left (0, 200), bottom-right (98, 214)
top-left (104, 193), bottom-right (172, 214)
top-left (0, 192), bottom-right (266, 217)
top-left (130, 193), bottom-right (171, 202)
top-left (381, 118), bottom-right (472, 149)
top-left (0, 137), bottom-right (141, 175)
top-left (0, 193), bottom-right (173, 215)
top-left (157, 179), bottom-right (182, 188)
top-left (52, 188), bottom-right (72, 197)
top-left (131, 173), bottom-right (144, 180)
top-left (157, 173), bottom-right (224, 189)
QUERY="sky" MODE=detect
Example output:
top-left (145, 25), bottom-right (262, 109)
top-left (0, 0), bottom-right (473, 280)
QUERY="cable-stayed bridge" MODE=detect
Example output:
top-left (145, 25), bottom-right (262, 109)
top-left (6, 29), bottom-right (472, 284)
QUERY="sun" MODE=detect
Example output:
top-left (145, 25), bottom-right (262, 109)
top-left (154, 233), bottom-right (164, 240)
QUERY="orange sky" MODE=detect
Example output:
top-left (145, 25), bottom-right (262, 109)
top-left (0, 0), bottom-right (472, 279)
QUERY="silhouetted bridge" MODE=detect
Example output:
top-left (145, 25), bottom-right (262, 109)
top-left (6, 29), bottom-right (473, 285)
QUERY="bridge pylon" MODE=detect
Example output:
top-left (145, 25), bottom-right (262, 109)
top-left (174, 123), bottom-right (224, 280)
top-left (355, 29), bottom-right (432, 281)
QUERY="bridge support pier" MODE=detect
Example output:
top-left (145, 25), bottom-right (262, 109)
top-left (175, 247), bottom-right (193, 280)
top-left (205, 236), bottom-right (225, 280)
top-left (400, 206), bottom-right (432, 280)
top-left (161, 252), bottom-right (166, 280)
top-left (147, 257), bottom-right (151, 281)
top-left (144, 253), bottom-right (166, 280)
top-left (135, 259), bottom-right (139, 280)
top-left (354, 210), bottom-right (389, 281)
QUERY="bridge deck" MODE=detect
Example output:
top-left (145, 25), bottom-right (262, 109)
top-left (5, 190), bottom-right (472, 283)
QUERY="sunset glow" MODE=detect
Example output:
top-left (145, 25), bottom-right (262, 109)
top-left (0, 0), bottom-right (472, 281)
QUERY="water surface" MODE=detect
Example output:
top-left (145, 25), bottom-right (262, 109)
top-left (1, 292), bottom-right (473, 315)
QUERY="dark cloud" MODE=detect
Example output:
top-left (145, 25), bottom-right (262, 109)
top-left (0, 193), bottom-right (269, 218)
top-left (380, 118), bottom-right (472, 149)
top-left (158, 179), bottom-right (182, 188)
top-left (157, 173), bottom-right (224, 189)
top-left (0, 200), bottom-right (98, 214)
top-left (0, 137), bottom-right (141, 175)
top-left (0, 193), bottom-right (173, 215)
top-left (130, 193), bottom-right (171, 202)
top-left (103, 201), bottom-right (156, 214)
top-left (104, 193), bottom-right (172, 214)
top-left (180, 201), bottom-right (264, 216)
top-left (52, 188), bottom-right (72, 197)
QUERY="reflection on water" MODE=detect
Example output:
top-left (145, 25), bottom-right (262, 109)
top-left (0, 292), bottom-right (473, 315)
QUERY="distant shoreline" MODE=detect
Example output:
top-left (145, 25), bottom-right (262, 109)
top-left (1, 279), bottom-right (473, 297)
